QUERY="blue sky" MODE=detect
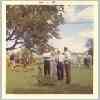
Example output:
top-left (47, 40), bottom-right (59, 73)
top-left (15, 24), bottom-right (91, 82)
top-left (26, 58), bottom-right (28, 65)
top-left (49, 5), bottom-right (95, 53)
top-left (58, 22), bottom-right (93, 38)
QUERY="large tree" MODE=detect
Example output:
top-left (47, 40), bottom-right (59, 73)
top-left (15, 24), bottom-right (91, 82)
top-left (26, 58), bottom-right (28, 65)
top-left (6, 5), bottom-right (64, 53)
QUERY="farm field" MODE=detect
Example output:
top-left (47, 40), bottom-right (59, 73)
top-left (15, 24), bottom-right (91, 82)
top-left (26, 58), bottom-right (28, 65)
top-left (6, 65), bottom-right (93, 94)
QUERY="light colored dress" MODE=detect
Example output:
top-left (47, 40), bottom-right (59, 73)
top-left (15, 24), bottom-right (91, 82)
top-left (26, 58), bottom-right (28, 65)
top-left (50, 55), bottom-right (57, 80)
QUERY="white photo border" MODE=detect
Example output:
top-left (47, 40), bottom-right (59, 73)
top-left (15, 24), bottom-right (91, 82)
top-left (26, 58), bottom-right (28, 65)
top-left (2, 0), bottom-right (98, 99)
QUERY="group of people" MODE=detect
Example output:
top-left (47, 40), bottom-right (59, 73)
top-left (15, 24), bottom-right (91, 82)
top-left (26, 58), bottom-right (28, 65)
top-left (42, 47), bottom-right (71, 84)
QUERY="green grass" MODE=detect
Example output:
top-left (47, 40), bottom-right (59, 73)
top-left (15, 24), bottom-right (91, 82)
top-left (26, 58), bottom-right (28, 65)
top-left (6, 64), bottom-right (93, 94)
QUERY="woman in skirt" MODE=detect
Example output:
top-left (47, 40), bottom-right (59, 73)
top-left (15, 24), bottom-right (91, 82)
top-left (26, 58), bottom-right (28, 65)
top-left (50, 50), bottom-right (57, 81)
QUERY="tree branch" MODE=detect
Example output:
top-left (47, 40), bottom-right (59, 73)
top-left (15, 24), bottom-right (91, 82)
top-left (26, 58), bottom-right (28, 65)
top-left (6, 40), bottom-right (24, 51)
top-left (6, 29), bottom-right (16, 41)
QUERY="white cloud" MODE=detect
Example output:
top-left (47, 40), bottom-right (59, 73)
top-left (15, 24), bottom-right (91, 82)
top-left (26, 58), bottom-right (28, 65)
top-left (48, 5), bottom-right (95, 53)
top-left (49, 28), bottom-right (94, 53)
top-left (64, 5), bottom-right (94, 23)
top-left (64, 5), bottom-right (78, 23)
top-left (79, 28), bottom-right (94, 39)
top-left (48, 36), bottom-right (87, 53)
top-left (78, 6), bottom-right (95, 22)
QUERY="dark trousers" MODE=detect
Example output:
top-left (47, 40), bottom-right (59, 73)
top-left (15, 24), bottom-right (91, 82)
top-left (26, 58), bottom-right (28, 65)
top-left (44, 60), bottom-right (50, 76)
top-left (57, 62), bottom-right (64, 80)
top-left (65, 63), bottom-right (71, 84)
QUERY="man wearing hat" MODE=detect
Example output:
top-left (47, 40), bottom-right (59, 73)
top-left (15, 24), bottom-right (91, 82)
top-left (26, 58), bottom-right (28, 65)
top-left (64, 47), bottom-right (71, 84)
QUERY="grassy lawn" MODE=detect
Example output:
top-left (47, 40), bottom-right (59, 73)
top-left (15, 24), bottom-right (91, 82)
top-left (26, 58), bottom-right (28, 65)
top-left (6, 64), bottom-right (93, 94)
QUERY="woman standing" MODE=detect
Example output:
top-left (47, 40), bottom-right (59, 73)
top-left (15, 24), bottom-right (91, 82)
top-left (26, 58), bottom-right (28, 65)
top-left (42, 48), bottom-right (51, 80)
top-left (50, 50), bottom-right (57, 81)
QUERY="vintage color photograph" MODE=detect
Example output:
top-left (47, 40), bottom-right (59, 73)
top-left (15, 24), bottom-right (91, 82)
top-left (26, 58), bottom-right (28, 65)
top-left (2, 0), bottom-right (98, 99)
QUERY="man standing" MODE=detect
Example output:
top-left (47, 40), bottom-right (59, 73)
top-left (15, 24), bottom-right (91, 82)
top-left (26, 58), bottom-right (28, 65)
top-left (64, 47), bottom-right (71, 84)
top-left (56, 50), bottom-right (64, 80)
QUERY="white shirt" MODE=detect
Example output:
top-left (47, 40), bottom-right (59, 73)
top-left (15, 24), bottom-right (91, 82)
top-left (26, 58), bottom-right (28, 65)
top-left (50, 55), bottom-right (56, 61)
top-left (56, 54), bottom-right (64, 62)
top-left (64, 51), bottom-right (71, 60)
top-left (42, 52), bottom-right (51, 60)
